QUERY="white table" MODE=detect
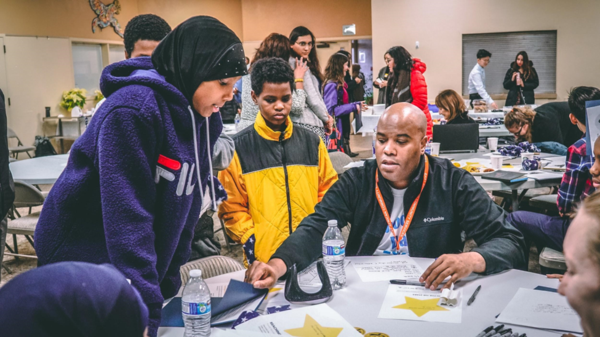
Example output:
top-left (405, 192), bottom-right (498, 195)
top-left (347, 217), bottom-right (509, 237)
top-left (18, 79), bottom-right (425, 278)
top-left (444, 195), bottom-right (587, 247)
top-left (9, 154), bottom-right (69, 185)
top-left (478, 125), bottom-right (511, 137)
top-left (441, 153), bottom-right (565, 210)
top-left (158, 256), bottom-right (564, 337)
top-left (358, 114), bottom-right (512, 138)
top-left (430, 112), bottom-right (506, 120)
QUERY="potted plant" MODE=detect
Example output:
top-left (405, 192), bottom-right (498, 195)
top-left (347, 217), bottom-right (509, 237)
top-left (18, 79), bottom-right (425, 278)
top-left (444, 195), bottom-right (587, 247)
top-left (60, 88), bottom-right (87, 113)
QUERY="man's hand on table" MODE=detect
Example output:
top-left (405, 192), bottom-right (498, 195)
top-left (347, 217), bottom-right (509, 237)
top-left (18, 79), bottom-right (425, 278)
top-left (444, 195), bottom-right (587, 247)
top-left (419, 252), bottom-right (486, 290)
top-left (245, 259), bottom-right (287, 289)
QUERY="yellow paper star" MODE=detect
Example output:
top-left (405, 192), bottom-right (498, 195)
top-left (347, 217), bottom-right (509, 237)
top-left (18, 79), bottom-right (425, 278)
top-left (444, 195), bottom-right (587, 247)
top-left (393, 296), bottom-right (448, 317)
top-left (284, 314), bottom-right (343, 337)
top-left (269, 287), bottom-right (282, 293)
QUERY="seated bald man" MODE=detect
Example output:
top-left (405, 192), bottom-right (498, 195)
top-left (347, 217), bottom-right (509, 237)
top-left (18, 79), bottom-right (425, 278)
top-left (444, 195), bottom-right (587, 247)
top-left (246, 103), bottom-right (526, 290)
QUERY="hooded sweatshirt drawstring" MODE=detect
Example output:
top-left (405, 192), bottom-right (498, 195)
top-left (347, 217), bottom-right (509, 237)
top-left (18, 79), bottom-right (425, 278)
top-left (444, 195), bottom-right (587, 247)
top-left (206, 116), bottom-right (218, 212)
top-left (188, 106), bottom-right (205, 207)
top-left (188, 106), bottom-right (219, 213)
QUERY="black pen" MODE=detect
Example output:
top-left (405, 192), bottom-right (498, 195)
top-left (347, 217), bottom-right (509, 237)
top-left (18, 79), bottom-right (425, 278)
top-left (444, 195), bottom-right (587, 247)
top-left (475, 326), bottom-right (493, 337)
top-left (467, 285), bottom-right (482, 306)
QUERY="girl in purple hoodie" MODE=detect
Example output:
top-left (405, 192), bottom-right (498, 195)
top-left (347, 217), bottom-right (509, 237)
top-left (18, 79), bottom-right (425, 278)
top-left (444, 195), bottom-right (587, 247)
top-left (322, 53), bottom-right (366, 154)
top-left (34, 16), bottom-right (246, 336)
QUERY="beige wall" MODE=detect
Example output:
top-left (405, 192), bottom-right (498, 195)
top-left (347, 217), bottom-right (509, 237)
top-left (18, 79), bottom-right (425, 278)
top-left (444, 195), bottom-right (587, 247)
top-left (241, 0), bottom-right (371, 42)
top-left (138, 0), bottom-right (243, 39)
top-left (0, 0), bottom-right (139, 41)
top-left (3, 36), bottom-right (75, 145)
top-left (372, 0), bottom-right (600, 105)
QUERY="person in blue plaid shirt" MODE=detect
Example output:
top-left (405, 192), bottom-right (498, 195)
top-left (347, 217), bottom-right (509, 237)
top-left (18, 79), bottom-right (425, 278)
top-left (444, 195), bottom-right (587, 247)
top-left (508, 86), bottom-right (600, 255)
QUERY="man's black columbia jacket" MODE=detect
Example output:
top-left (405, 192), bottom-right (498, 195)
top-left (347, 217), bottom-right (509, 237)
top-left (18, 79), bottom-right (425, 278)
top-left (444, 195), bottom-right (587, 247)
top-left (271, 155), bottom-right (527, 274)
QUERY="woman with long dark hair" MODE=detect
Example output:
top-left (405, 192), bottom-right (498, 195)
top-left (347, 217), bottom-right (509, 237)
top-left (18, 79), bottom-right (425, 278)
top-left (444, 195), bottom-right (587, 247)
top-left (238, 33), bottom-right (309, 131)
top-left (385, 46), bottom-right (432, 138)
top-left (503, 51), bottom-right (539, 106)
top-left (289, 26), bottom-right (333, 140)
top-left (323, 53), bottom-right (366, 155)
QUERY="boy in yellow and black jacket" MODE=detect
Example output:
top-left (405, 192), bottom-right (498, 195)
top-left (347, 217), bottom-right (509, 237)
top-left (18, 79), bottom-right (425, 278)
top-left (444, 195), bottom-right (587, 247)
top-left (218, 57), bottom-right (338, 266)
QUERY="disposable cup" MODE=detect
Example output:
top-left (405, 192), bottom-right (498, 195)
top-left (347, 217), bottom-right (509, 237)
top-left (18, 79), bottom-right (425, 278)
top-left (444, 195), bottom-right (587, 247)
top-left (491, 155), bottom-right (503, 170)
top-left (430, 142), bottom-right (440, 156)
top-left (487, 137), bottom-right (499, 151)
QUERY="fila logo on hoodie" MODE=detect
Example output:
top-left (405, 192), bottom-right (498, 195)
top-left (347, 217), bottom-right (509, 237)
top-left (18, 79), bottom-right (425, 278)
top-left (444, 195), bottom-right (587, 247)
top-left (155, 154), bottom-right (195, 196)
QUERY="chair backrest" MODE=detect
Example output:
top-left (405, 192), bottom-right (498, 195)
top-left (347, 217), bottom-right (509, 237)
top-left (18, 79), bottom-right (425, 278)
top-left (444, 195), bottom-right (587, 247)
top-left (180, 255), bottom-right (244, 285)
top-left (328, 151), bottom-right (354, 175)
top-left (7, 127), bottom-right (17, 139)
top-left (13, 181), bottom-right (45, 208)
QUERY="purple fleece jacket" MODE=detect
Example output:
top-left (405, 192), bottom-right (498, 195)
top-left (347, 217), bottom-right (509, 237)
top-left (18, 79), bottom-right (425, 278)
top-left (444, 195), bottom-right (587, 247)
top-left (323, 81), bottom-right (360, 134)
top-left (35, 57), bottom-right (226, 336)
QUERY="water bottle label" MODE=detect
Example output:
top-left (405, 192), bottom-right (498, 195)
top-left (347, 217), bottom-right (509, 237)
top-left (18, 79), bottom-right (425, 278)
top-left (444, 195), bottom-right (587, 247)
top-left (182, 300), bottom-right (211, 315)
top-left (323, 244), bottom-right (345, 256)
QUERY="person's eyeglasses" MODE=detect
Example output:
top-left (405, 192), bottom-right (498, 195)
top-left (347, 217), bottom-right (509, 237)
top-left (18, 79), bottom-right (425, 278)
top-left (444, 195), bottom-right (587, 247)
top-left (512, 124), bottom-right (524, 137)
top-left (296, 41), bottom-right (313, 48)
top-left (384, 58), bottom-right (392, 64)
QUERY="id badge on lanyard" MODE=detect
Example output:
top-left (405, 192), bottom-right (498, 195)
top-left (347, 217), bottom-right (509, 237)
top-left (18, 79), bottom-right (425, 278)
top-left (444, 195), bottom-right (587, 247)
top-left (375, 156), bottom-right (429, 253)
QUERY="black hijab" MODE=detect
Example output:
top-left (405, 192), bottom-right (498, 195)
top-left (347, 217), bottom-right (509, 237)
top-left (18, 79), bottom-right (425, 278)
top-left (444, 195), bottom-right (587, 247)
top-left (152, 16), bottom-right (247, 105)
top-left (0, 262), bottom-right (148, 337)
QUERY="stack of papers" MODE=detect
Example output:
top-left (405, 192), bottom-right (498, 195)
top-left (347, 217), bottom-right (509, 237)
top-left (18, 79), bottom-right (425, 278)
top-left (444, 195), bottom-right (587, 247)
top-left (496, 288), bottom-right (582, 334)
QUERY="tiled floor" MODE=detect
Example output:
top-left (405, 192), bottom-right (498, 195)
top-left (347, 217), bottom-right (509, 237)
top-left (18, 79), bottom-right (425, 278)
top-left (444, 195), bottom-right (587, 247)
top-left (0, 134), bottom-right (540, 287)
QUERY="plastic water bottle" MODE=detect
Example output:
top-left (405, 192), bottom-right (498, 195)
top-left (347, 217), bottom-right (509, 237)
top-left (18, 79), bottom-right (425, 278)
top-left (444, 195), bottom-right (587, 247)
top-left (323, 220), bottom-right (346, 289)
top-left (425, 142), bottom-right (432, 155)
top-left (234, 113), bottom-right (241, 132)
top-left (182, 269), bottom-right (211, 336)
top-left (371, 127), bottom-right (377, 157)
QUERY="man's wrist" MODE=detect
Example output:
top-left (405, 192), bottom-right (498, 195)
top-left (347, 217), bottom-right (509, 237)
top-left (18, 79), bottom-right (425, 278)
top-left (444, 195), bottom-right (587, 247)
top-left (267, 258), bottom-right (287, 278)
top-left (462, 252), bottom-right (486, 273)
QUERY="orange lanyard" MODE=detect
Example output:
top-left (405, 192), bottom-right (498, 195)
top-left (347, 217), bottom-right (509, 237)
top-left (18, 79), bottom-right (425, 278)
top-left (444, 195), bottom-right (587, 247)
top-left (375, 156), bottom-right (429, 252)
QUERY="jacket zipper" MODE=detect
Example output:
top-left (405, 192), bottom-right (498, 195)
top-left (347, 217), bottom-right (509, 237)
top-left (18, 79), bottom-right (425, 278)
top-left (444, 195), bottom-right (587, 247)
top-left (280, 132), bottom-right (293, 235)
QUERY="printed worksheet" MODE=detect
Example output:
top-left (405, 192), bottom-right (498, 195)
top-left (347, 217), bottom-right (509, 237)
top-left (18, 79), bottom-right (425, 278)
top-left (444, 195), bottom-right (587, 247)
top-left (211, 328), bottom-right (271, 336)
top-left (352, 256), bottom-right (424, 282)
top-left (378, 285), bottom-right (462, 323)
top-left (496, 288), bottom-right (582, 333)
top-left (235, 304), bottom-right (362, 336)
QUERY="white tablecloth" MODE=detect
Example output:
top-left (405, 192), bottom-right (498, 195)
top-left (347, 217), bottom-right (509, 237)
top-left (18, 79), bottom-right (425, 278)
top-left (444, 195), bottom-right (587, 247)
top-left (158, 256), bottom-right (564, 337)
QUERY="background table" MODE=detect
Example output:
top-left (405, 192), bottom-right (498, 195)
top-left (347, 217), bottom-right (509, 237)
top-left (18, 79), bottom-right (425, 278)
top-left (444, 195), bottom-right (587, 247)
top-left (158, 256), bottom-right (564, 337)
top-left (9, 154), bottom-right (68, 185)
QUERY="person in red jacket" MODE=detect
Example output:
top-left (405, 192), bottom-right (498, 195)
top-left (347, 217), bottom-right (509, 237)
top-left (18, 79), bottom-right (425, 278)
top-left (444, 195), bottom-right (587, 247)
top-left (385, 46), bottom-right (432, 139)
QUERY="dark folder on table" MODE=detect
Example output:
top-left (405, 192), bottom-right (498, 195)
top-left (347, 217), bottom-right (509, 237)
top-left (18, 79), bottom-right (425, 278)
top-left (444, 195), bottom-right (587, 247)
top-left (160, 279), bottom-right (268, 327)
top-left (432, 124), bottom-right (479, 153)
top-left (481, 170), bottom-right (528, 184)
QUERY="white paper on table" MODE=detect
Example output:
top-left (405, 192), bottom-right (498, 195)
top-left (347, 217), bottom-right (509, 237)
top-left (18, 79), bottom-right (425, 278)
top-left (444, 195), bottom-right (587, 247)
top-left (352, 256), bottom-right (424, 282)
top-left (208, 282), bottom-right (229, 298)
top-left (496, 288), bottom-right (582, 333)
top-left (378, 285), bottom-right (462, 323)
top-left (211, 328), bottom-right (272, 336)
top-left (235, 303), bottom-right (362, 336)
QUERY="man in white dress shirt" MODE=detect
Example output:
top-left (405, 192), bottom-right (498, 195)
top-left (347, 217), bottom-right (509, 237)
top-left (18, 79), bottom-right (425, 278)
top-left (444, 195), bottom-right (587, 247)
top-left (468, 49), bottom-right (498, 110)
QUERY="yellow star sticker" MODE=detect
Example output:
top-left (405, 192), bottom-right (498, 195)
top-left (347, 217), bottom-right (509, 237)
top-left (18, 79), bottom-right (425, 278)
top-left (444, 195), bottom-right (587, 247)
top-left (393, 296), bottom-right (448, 317)
top-left (269, 287), bottom-right (282, 293)
top-left (284, 314), bottom-right (343, 337)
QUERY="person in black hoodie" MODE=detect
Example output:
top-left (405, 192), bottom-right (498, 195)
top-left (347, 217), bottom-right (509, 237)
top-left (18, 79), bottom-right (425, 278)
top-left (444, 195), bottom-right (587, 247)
top-left (0, 89), bottom-right (15, 283)
top-left (503, 51), bottom-right (539, 106)
top-left (245, 102), bottom-right (526, 290)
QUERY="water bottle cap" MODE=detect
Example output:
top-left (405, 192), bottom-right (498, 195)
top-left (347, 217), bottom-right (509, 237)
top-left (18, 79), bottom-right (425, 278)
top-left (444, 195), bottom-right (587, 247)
top-left (328, 220), bottom-right (338, 227)
top-left (189, 269), bottom-right (202, 278)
